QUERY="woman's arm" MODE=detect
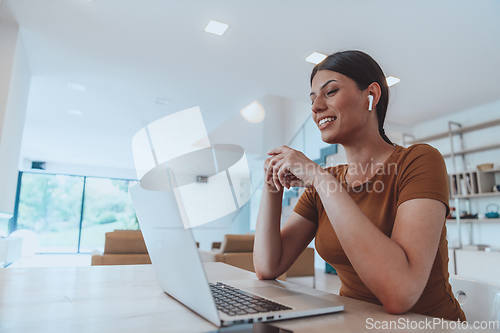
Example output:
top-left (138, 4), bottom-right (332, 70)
top-left (253, 192), bottom-right (317, 279)
top-left (253, 156), bottom-right (317, 280)
top-left (312, 170), bottom-right (445, 314)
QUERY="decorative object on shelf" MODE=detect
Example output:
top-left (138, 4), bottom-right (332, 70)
top-left (446, 211), bottom-right (478, 219)
top-left (476, 163), bottom-right (494, 171)
top-left (447, 206), bottom-right (456, 219)
top-left (446, 217), bottom-right (500, 223)
top-left (449, 169), bottom-right (500, 198)
top-left (485, 204), bottom-right (500, 219)
top-left (461, 213), bottom-right (478, 219)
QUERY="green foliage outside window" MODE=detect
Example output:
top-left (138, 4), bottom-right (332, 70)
top-left (15, 172), bottom-right (138, 253)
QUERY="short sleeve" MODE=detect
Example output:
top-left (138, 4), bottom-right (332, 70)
top-left (293, 187), bottom-right (319, 224)
top-left (397, 144), bottom-right (450, 217)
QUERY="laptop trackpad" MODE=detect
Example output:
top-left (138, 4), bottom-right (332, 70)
top-left (247, 286), bottom-right (309, 298)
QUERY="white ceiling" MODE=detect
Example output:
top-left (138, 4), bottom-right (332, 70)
top-left (5, 0), bottom-right (500, 172)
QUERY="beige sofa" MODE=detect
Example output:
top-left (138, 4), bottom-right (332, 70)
top-left (92, 231), bottom-right (315, 282)
top-left (199, 234), bottom-right (315, 280)
top-left (91, 230), bottom-right (151, 265)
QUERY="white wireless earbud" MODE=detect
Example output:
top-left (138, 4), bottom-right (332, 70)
top-left (368, 95), bottom-right (374, 111)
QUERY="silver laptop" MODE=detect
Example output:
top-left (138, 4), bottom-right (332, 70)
top-left (130, 183), bottom-right (344, 327)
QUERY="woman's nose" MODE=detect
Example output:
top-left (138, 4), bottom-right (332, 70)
top-left (312, 96), bottom-right (327, 113)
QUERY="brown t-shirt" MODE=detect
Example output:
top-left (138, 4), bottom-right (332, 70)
top-left (293, 143), bottom-right (466, 321)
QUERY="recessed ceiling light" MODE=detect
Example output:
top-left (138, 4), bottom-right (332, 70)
top-left (240, 101), bottom-right (266, 123)
top-left (68, 109), bottom-right (83, 116)
top-left (305, 52), bottom-right (327, 65)
top-left (386, 76), bottom-right (400, 87)
top-left (204, 20), bottom-right (229, 36)
top-left (67, 82), bottom-right (86, 92)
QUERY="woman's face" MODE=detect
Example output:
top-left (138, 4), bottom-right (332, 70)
top-left (310, 70), bottom-right (370, 144)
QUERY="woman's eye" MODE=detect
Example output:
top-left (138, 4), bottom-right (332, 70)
top-left (326, 89), bottom-right (338, 96)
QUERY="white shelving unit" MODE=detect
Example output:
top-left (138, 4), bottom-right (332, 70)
top-left (404, 118), bottom-right (500, 249)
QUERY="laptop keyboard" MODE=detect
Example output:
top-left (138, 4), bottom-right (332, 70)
top-left (209, 282), bottom-right (292, 316)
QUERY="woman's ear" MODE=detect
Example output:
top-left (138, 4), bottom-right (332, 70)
top-left (367, 82), bottom-right (382, 110)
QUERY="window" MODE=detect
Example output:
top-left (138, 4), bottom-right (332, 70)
top-left (16, 173), bottom-right (84, 252)
top-left (79, 178), bottom-right (138, 252)
top-left (13, 172), bottom-right (138, 253)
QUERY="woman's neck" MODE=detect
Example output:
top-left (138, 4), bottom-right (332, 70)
top-left (342, 132), bottom-right (396, 180)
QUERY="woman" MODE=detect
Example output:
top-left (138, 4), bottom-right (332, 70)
top-left (253, 50), bottom-right (465, 321)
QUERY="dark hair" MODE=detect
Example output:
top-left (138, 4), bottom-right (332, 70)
top-left (310, 50), bottom-right (393, 145)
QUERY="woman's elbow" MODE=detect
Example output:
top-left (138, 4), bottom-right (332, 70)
top-left (382, 292), bottom-right (419, 315)
top-left (254, 267), bottom-right (278, 280)
top-left (253, 255), bottom-right (280, 280)
top-left (383, 299), bottom-right (412, 315)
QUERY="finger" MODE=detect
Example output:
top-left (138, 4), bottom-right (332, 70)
top-left (264, 156), bottom-right (275, 181)
top-left (286, 175), bottom-right (298, 189)
top-left (266, 155), bottom-right (284, 183)
top-left (284, 172), bottom-right (303, 188)
top-left (277, 163), bottom-right (290, 189)
top-left (265, 157), bottom-right (284, 190)
top-left (264, 161), bottom-right (277, 189)
top-left (272, 159), bottom-right (285, 191)
top-left (267, 145), bottom-right (291, 155)
top-left (289, 179), bottom-right (305, 187)
top-left (264, 156), bottom-right (274, 175)
top-left (283, 173), bottom-right (292, 189)
top-left (272, 159), bottom-right (284, 191)
top-left (264, 156), bottom-right (272, 168)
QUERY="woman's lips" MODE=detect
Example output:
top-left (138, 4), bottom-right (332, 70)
top-left (318, 116), bottom-right (337, 130)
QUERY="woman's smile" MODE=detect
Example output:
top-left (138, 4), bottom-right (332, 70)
top-left (318, 116), bottom-right (337, 130)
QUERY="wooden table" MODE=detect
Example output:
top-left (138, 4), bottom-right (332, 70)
top-left (0, 263), bottom-right (490, 332)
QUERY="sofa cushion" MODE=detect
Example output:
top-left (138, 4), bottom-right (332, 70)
top-left (213, 252), bottom-right (286, 280)
top-left (104, 230), bottom-right (148, 254)
top-left (287, 247), bottom-right (315, 277)
top-left (91, 254), bottom-right (151, 265)
top-left (220, 234), bottom-right (254, 253)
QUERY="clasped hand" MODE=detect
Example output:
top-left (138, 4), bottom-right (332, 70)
top-left (264, 145), bottom-right (322, 192)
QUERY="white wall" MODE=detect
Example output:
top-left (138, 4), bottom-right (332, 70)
top-left (0, 20), bottom-right (31, 217)
top-left (283, 98), bottom-right (311, 146)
